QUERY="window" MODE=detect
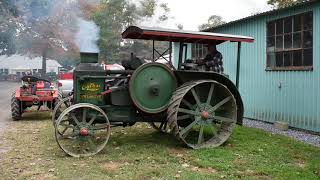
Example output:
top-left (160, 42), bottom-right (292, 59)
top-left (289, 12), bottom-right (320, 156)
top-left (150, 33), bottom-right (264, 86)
top-left (266, 12), bottom-right (313, 71)
top-left (192, 44), bottom-right (207, 59)
top-left (4, 69), bottom-right (9, 75)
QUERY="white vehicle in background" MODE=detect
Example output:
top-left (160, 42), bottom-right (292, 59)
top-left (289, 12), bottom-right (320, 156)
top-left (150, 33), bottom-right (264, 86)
top-left (57, 72), bottom-right (73, 97)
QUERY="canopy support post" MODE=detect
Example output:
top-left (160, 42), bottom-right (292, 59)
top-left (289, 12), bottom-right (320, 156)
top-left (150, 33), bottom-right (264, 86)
top-left (152, 40), bottom-right (155, 62)
top-left (236, 42), bottom-right (242, 89)
top-left (178, 42), bottom-right (184, 70)
top-left (169, 41), bottom-right (172, 64)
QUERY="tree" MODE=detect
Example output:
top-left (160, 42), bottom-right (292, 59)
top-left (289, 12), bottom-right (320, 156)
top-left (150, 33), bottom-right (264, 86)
top-left (1, 0), bottom-right (84, 75)
top-left (267, 0), bottom-right (304, 9)
top-left (15, 0), bottom-right (81, 76)
top-left (92, 0), bottom-right (171, 63)
top-left (176, 23), bottom-right (184, 30)
top-left (198, 15), bottom-right (225, 31)
top-left (0, 0), bottom-right (19, 55)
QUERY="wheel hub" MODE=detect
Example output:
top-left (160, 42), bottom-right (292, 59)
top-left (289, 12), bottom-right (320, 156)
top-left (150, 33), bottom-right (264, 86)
top-left (80, 128), bottom-right (89, 136)
top-left (201, 111), bottom-right (209, 120)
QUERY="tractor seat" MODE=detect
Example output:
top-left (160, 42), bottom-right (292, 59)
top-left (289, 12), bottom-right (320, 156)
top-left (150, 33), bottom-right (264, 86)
top-left (181, 63), bottom-right (199, 70)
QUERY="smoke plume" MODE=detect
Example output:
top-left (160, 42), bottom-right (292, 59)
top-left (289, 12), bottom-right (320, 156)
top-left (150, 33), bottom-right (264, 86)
top-left (75, 18), bottom-right (100, 53)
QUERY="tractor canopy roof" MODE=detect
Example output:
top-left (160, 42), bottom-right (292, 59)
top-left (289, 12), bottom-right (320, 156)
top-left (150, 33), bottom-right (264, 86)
top-left (21, 75), bottom-right (50, 83)
top-left (122, 26), bottom-right (254, 45)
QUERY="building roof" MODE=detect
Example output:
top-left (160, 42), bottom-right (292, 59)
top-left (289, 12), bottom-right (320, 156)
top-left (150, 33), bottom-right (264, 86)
top-left (205, 0), bottom-right (318, 31)
top-left (0, 54), bottom-right (62, 70)
top-left (122, 26), bottom-right (254, 44)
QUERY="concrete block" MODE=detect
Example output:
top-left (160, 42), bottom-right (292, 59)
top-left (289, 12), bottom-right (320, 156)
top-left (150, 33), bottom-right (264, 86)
top-left (274, 121), bottom-right (289, 131)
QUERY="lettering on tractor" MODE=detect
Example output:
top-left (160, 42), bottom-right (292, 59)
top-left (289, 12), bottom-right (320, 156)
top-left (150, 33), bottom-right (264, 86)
top-left (81, 82), bottom-right (101, 92)
top-left (52, 26), bottom-right (254, 157)
top-left (80, 94), bottom-right (102, 100)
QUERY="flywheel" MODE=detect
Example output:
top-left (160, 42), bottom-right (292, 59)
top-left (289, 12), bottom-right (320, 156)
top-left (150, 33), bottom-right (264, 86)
top-left (129, 63), bottom-right (177, 114)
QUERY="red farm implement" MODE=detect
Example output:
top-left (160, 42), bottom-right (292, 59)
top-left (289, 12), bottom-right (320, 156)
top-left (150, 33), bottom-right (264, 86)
top-left (11, 76), bottom-right (60, 120)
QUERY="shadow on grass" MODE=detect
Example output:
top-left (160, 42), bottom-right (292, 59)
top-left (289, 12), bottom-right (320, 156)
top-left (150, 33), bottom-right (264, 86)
top-left (52, 125), bottom-right (186, 159)
top-left (19, 111), bottom-right (52, 121)
top-left (112, 130), bottom-right (181, 148)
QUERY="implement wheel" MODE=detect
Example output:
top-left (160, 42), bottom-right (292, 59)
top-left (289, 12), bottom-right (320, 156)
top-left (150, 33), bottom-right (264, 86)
top-left (167, 80), bottom-right (237, 149)
top-left (52, 95), bottom-right (73, 126)
top-left (55, 103), bottom-right (111, 157)
top-left (11, 91), bottom-right (21, 121)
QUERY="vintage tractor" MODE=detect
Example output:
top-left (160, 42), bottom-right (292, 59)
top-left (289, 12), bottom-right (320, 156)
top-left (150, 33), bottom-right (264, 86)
top-left (53, 26), bottom-right (254, 157)
top-left (11, 75), bottom-right (60, 120)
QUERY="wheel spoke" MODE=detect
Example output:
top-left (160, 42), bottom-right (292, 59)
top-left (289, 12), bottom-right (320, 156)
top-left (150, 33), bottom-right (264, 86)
top-left (180, 119), bottom-right (200, 136)
top-left (214, 116), bottom-right (236, 123)
top-left (58, 131), bottom-right (78, 139)
top-left (93, 123), bottom-right (109, 130)
top-left (208, 96), bottom-right (232, 113)
top-left (159, 121), bottom-right (167, 130)
top-left (198, 124), bottom-right (204, 145)
top-left (88, 137), bottom-right (97, 151)
top-left (88, 114), bottom-right (97, 125)
top-left (70, 137), bottom-right (79, 147)
top-left (191, 88), bottom-right (202, 108)
top-left (163, 122), bottom-right (167, 130)
top-left (206, 83), bottom-right (215, 105)
top-left (61, 127), bottom-right (68, 135)
top-left (178, 108), bottom-right (199, 116)
top-left (210, 123), bottom-right (219, 136)
top-left (177, 115), bottom-right (192, 121)
top-left (63, 101), bottom-right (70, 107)
top-left (82, 108), bottom-right (87, 123)
top-left (70, 113), bottom-right (80, 125)
top-left (181, 99), bottom-right (193, 109)
top-left (59, 122), bottom-right (75, 129)
top-left (182, 129), bottom-right (191, 138)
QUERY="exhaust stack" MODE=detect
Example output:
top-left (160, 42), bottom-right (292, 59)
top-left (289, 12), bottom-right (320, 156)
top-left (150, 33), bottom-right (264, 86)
top-left (80, 52), bottom-right (99, 63)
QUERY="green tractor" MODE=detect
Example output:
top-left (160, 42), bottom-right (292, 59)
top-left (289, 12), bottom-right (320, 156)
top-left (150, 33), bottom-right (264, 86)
top-left (53, 26), bottom-right (254, 157)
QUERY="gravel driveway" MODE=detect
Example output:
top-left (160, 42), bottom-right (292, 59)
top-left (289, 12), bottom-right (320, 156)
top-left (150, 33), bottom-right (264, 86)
top-left (243, 118), bottom-right (320, 147)
top-left (0, 81), bottom-right (20, 154)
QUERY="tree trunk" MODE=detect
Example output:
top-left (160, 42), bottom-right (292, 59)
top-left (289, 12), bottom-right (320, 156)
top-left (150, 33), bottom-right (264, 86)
top-left (41, 47), bottom-right (48, 77)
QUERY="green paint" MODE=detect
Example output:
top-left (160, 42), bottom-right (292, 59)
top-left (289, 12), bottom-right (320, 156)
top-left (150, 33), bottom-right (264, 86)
top-left (130, 63), bottom-right (177, 113)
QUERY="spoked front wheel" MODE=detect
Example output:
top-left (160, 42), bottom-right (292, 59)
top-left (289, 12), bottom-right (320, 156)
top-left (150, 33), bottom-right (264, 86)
top-left (52, 95), bottom-right (73, 126)
top-left (167, 80), bottom-right (237, 149)
top-left (55, 103), bottom-right (111, 157)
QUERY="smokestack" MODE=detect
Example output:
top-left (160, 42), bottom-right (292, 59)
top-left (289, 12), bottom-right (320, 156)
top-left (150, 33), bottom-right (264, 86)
top-left (80, 52), bottom-right (99, 63)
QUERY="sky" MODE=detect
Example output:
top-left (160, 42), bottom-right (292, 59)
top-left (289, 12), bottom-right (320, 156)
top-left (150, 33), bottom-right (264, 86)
top-left (158, 0), bottom-right (272, 30)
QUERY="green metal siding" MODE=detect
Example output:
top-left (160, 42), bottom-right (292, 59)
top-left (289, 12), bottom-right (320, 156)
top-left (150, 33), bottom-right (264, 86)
top-left (213, 3), bottom-right (320, 132)
top-left (173, 2), bottom-right (320, 132)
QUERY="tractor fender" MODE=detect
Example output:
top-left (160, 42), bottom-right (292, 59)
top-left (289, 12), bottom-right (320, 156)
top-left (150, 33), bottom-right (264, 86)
top-left (15, 88), bottom-right (21, 99)
top-left (173, 70), bottom-right (244, 125)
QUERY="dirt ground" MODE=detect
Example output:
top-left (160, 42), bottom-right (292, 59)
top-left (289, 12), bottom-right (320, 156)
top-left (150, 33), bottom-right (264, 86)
top-left (0, 82), bottom-right (19, 154)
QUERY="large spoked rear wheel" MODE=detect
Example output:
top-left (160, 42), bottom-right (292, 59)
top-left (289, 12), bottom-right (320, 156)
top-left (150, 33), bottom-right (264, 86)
top-left (55, 103), bottom-right (111, 157)
top-left (167, 80), bottom-right (237, 149)
top-left (52, 95), bottom-right (73, 126)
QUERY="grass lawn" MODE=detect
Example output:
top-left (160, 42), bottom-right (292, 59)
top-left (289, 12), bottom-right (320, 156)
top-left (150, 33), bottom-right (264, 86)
top-left (0, 112), bottom-right (319, 180)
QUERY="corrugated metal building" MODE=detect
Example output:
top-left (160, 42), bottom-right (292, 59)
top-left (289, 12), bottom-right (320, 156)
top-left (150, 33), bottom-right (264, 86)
top-left (0, 55), bottom-right (62, 75)
top-left (175, 1), bottom-right (320, 132)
